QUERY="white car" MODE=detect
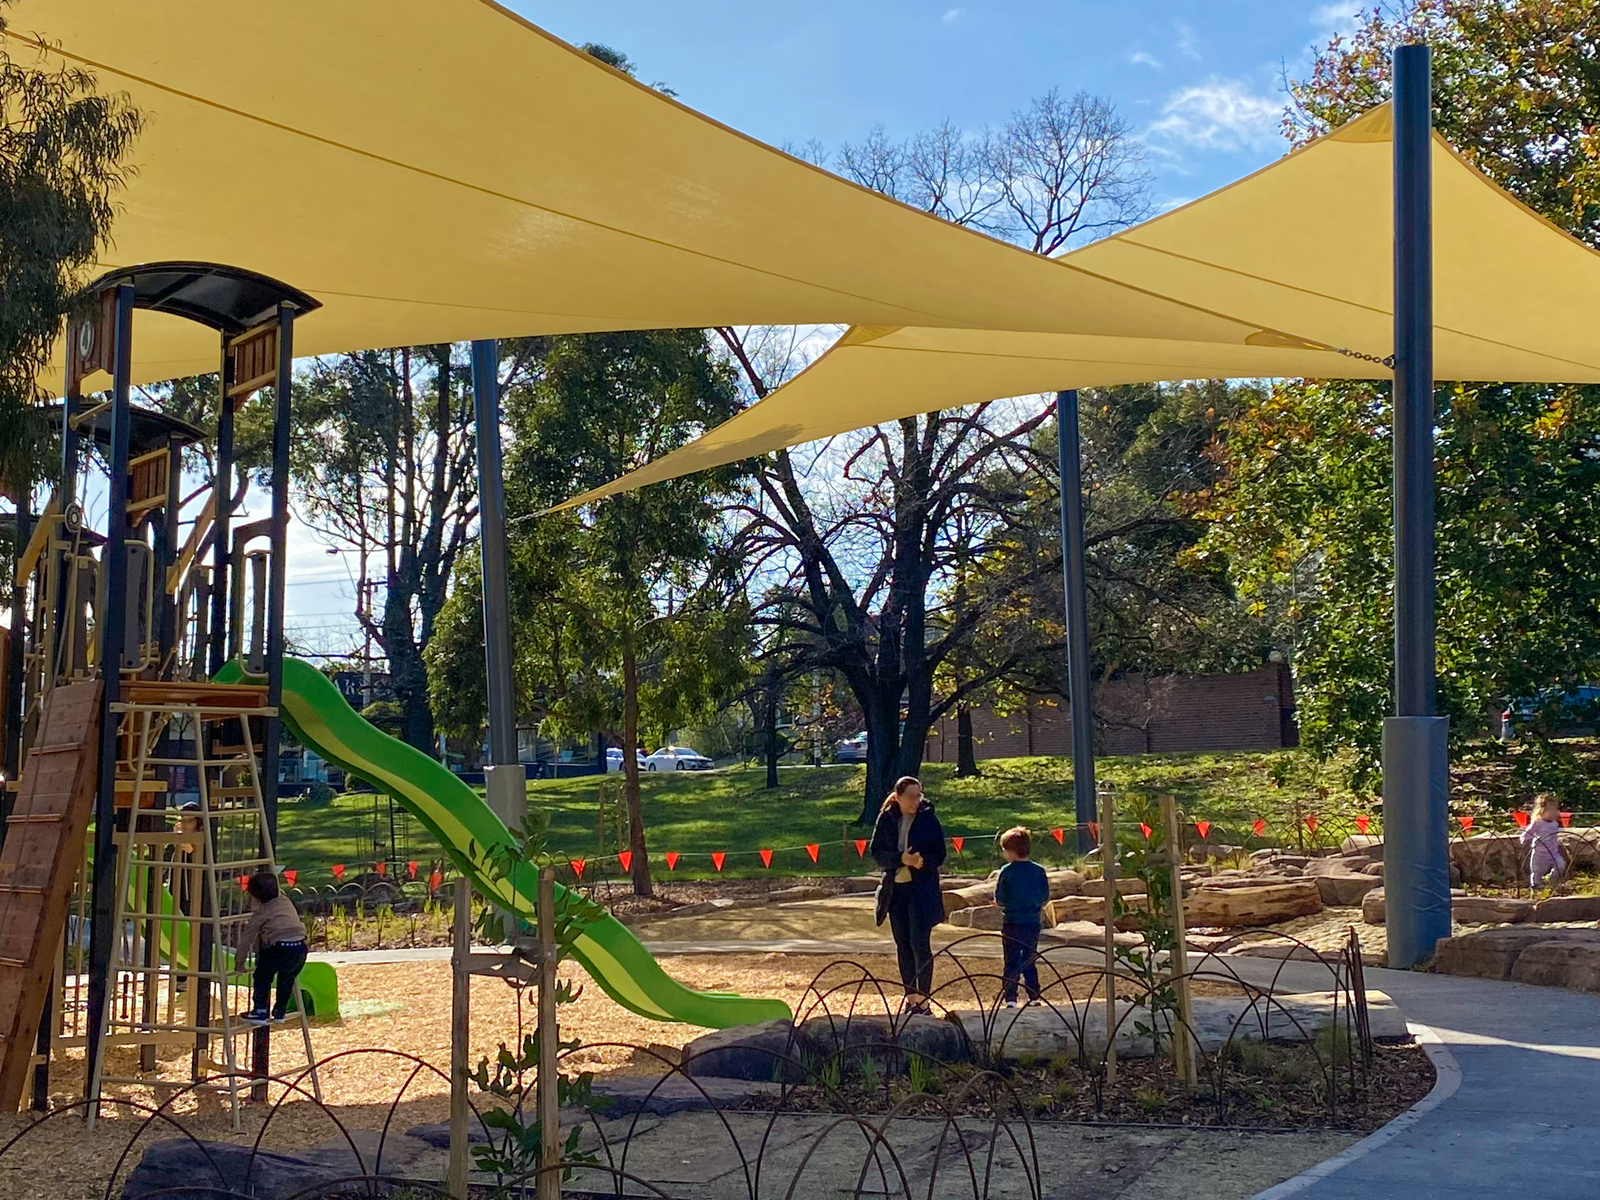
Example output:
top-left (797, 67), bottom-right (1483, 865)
top-left (604, 747), bottom-right (646, 773)
top-left (644, 745), bottom-right (714, 772)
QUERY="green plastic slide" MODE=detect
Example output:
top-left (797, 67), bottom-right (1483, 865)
top-left (220, 657), bottom-right (788, 1029)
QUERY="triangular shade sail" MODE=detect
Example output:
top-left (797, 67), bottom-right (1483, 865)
top-left (561, 105), bottom-right (1600, 508)
top-left (11, 0), bottom-right (1285, 392)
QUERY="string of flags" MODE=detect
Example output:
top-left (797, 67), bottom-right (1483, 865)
top-left (281, 807), bottom-right (1592, 887)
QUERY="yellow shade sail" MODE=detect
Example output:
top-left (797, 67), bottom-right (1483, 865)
top-left (10, 0), bottom-right (1284, 392)
top-left (561, 105), bottom-right (1600, 509)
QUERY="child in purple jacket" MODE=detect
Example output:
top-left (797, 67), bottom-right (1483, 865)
top-left (1521, 794), bottom-right (1567, 891)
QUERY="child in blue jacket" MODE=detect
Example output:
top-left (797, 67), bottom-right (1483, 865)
top-left (995, 827), bottom-right (1050, 1006)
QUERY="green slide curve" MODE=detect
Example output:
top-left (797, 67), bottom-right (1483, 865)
top-left (222, 657), bottom-right (788, 1029)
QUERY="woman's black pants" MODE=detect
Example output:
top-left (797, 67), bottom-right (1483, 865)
top-left (887, 887), bottom-right (934, 996)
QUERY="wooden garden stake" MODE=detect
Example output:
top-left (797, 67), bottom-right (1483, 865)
top-left (448, 879), bottom-right (471, 1200)
top-left (1161, 794), bottom-right (1196, 1085)
top-left (536, 867), bottom-right (560, 1200)
top-left (1099, 789), bottom-right (1117, 1085)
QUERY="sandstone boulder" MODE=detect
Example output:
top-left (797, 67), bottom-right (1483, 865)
top-left (1303, 855), bottom-right (1375, 877)
top-left (1432, 925), bottom-right (1600, 980)
top-left (1558, 829), bottom-right (1600, 872)
top-left (1081, 876), bottom-right (1148, 897)
top-left (1314, 872), bottom-right (1382, 906)
top-left (1183, 880), bottom-right (1323, 928)
top-left (1341, 834), bottom-right (1384, 857)
top-left (1362, 887), bottom-right (1385, 925)
top-left (1450, 833), bottom-right (1524, 885)
top-left (769, 885), bottom-right (833, 903)
top-left (799, 1013), bottom-right (972, 1072)
top-left (1510, 940), bottom-right (1600, 992)
top-left (1361, 862), bottom-right (1385, 877)
top-left (1450, 895), bottom-right (1534, 925)
top-left (1045, 868), bottom-right (1086, 898)
top-left (1532, 894), bottom-right (1600, 923)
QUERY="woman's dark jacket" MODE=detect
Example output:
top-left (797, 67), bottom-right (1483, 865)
top-left (870, 799), bottom-right (947, 927)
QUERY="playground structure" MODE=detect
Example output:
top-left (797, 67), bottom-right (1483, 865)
top-left (0, 263), bottom-right (326, 1123)
top-left (0, 260), bottom-right (790, 1122)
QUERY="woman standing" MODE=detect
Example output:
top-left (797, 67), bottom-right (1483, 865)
top-left (871, 776), bottom-right (946, 1013)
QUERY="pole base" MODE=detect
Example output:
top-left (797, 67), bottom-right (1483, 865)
top-left (1382, 715), bottom-right (1451, 969)
top-left (484, 763), bottom-right (528, 833)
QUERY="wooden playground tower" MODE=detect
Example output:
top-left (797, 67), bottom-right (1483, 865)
top-left (0, 263), bottom-right (321, 1123)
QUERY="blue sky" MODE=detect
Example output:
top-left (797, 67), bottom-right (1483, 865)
top-left (515, 0), bottom-right (1365, 209)
top-left (282, 0), bottom-right (1366, 644)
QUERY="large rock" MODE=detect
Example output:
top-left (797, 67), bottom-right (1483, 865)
top-left (1303, 855), bottom-right (1375, 877)
top-left (1433, 926), bottom-right (1600, 980)
top-left (1450, 895), bottom-right (1534, 925)
top-left (770, 885), bottom-right (833, 903)
top-left (1362, 887), bottom-right (1385, 925)
top-left (1341, 835), bottom-right (1384, 857)
top-left (941, 881), bottom-right (997, 915)
top-left (1045, 919), bottom-right (1145, 949)
top-left (682, 1018), bottom-right (810, 1082)
top-left (1183, 880), bottom-right (1323, 928)
top-left (1510, 940), bottom-right (1600, 992)
top-left (123, 1141), bottom-right (337, 1200)
top-left (799, 1013), bottom-right (973, 1072)
top-left (1361, 862), bottom-right (1385, 878)
top-left (1045, 868), bottom-right (1086, 898)
top-left (1533, 894), bottom-right (1600, 923)
top-left (589, 1074), bottom-right (787, 1114)
top-left (1558, 829), bottom-right (1600, 872)
top-left (1081, 876), bottom-right (1148, 897)
top-left (841, 875), bottom-right (880, 893)
top-left (1048, 894), bottom-right (1147, 928)
top-left (1313, 872), bottom-right (1382, 906)
top-left (1450, 832), bottom-right (1525, 884)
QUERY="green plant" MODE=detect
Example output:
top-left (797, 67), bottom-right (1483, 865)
top-left (1133, 1085), bottom-right (1166, 1113)
top-left (303, 781), bottom-right (335, 804)
top-left (907, 1054), bottom-right (938, 1095)
top-left (1109, 795), bottom-right (1181, 1053)
top-left (855, 1053), bottom-right (882, 1093)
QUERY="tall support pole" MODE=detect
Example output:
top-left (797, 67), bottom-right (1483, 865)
top-left (535, 867), bottom-right (560, 1200)
top-left (251, 304), bottom-right (295, 1098)
top-left (85, 282), bottom-right (136, 1121)
top-left (3, 490), bottom-right (28, 800)
top-left (1384, 43), bottom-right (1450, 970)
top-left (447, 878), bottom-right (471, 1200)
top-left (207, 343), bottom-right (236, 675)
top-left (471, 340), bottom-right (526, 832)
top-left (1056, 391), bottom-right (1097, 854)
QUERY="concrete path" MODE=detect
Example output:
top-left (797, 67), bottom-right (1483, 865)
top-left (1254, 964), bottom-right (1600, 1200)
top-left (312, 927), bottom-right (1600, 1198)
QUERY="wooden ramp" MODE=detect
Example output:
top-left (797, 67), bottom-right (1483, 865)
top-left (0, 681), bottom-right (102, 1112)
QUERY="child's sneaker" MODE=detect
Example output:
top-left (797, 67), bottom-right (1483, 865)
top-left (1003, 998), bottom-right (1018, 1009)
top-left (238, 1008), bottom-right (269, 1023)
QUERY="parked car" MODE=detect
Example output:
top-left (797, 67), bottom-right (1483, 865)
top-left (835, 732), bottom-right (868, 763)
top-left (644, 745), bottom-right (714, 771)
top-left (1500, 685), bottom-right (1600, 739)
top-left (604, 747), bottom-right (646, 773)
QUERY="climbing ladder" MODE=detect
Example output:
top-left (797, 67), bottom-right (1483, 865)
top-left (0, 681), bottom-right (102, 1112)
top-left (79, 680), bottom-right (319, 1126)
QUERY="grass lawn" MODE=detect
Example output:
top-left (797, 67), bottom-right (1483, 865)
top-left (275, 749), bottom-right (1360, 886)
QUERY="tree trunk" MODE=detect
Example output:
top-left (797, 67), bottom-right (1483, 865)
top-left (955, 707), bottom-right (980, 777)
top-left (764, 678), bottom-right (780, 790)
top-left (621, 639), bottom-right (653, 898)
top-left (859, 694), bottom-right (901, 824)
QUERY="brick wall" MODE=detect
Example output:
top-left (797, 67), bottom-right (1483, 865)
top-left (924, 664), bottom-right (1295, 762)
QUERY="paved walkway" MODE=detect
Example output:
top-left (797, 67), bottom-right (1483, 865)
top-left (312, 931), bottom-right (1600, 1198)
top-left (1257, 963), bottom-right (1600, 1200)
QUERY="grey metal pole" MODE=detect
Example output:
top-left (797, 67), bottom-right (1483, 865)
top-left (470, 340), bottom-right (526, 831)
top-left (207, 344), bottom-right (236, 676)
top-left (1056, 391), bottom-right (1098, 854)
top-left (1384, 43), bottom-right (1451, 969)
top-left (85, 282), bottom-right (135, 1120)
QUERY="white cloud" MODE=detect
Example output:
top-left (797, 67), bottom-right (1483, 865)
top-left (1173, 19), bottom-right (1201, 61)
top-left (942, 7), bottom-right (965, 21)
top-left (1146, 78), bottom-right (1284, 154)
top-left (1127, 50), bottom-right (1163, 70)
top-left (1311, 2), bottom-right (1362, 38)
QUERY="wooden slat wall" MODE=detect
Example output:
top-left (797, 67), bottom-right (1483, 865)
top-left (0, 680), bottom-right (102, 1112)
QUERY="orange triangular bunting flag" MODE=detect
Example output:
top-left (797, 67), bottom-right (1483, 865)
top-left (806, 844), bottom-right (820, 863)
top-left (1051, 827), bottom-right (1065, 844)
top-left (712, 851), bottom-right (726, 871)
top-left (759, 848), bottom-right (773, 867)
top-left (569, 858), bottom-right (585, 879)
top-left (951, 836), bottom-right (964, 854)
top-left (854, 838), bottom-right (868, 857)
top-left (618, 850), bottom-right (633, 872)
top-left (1195, 821), bottom-right (1210, 839)
top-left (665, 851), bottom-right (680, 870)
